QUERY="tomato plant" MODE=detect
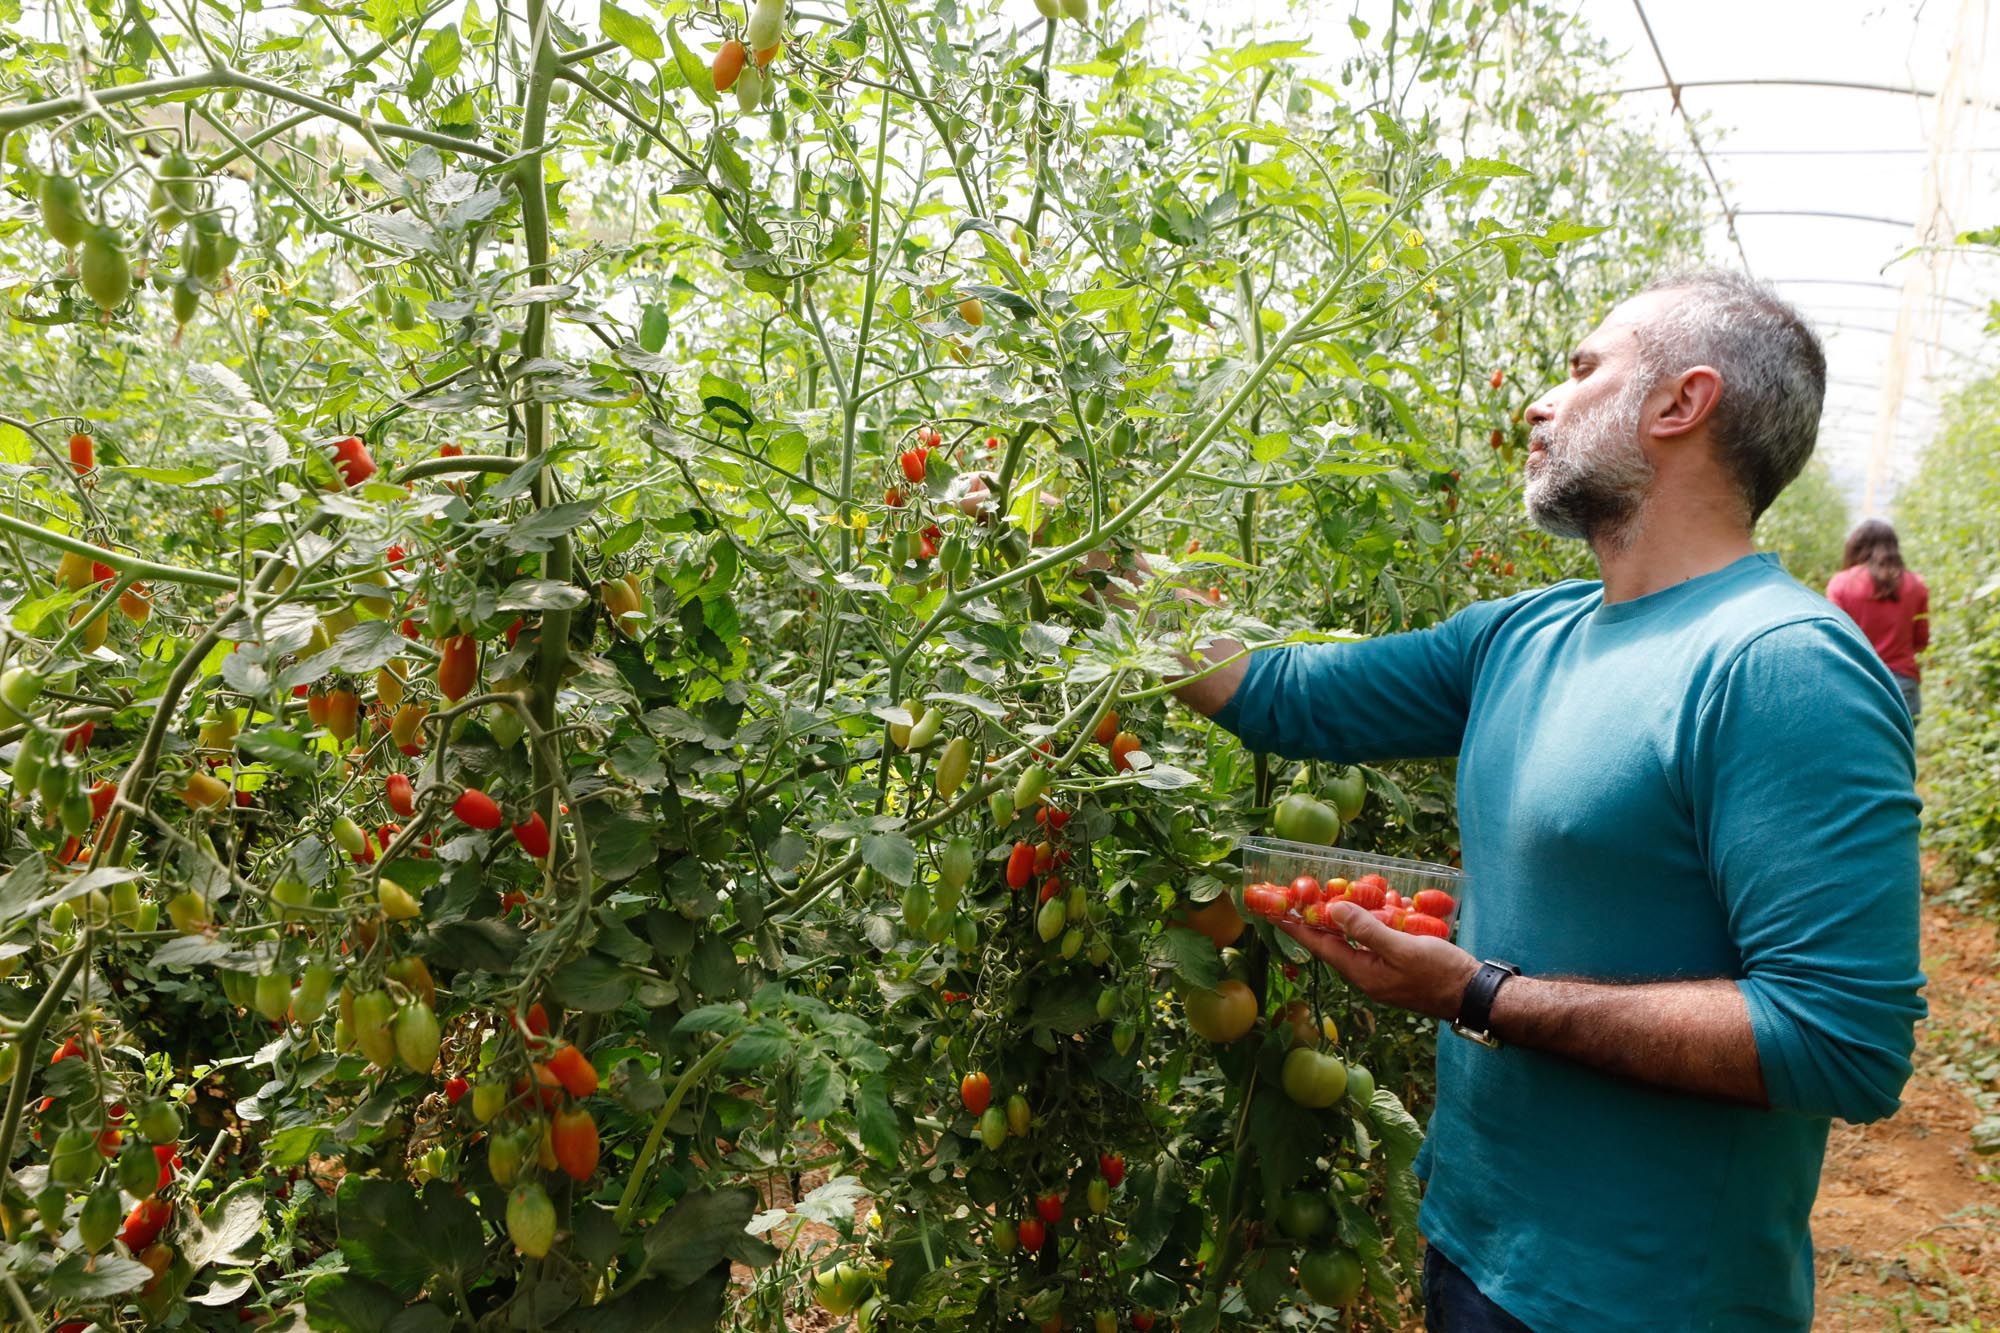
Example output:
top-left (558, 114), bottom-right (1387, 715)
top-left (0, 0), bottom-right (1713, 1327)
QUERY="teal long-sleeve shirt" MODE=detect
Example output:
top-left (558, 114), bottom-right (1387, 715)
top-left (1212, 554), bottom-right (1925, 1331)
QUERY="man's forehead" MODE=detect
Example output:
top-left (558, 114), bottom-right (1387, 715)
top-left (1579, 292), bottom-right (1670, 358)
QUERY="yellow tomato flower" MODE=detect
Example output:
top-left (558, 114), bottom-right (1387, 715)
top-left (1402, 228), bottom-right (1424, 249)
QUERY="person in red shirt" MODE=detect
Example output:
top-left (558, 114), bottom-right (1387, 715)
top-left (1826, 519), bottom-right (1929, 718)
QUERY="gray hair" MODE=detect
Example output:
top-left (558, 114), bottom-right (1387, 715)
top-left (1631, 270), bottom-right (1826, 522)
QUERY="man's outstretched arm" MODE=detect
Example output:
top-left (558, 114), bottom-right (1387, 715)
top-left (1169, 636), bottom-right (1249, 717)
top-left (1277, 907), bottom-right (1769, 1106)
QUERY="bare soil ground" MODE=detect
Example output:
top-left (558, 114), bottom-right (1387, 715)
top-left (1812, 885), bottom-right (2000, 1331)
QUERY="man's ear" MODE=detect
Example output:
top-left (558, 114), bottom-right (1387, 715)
top-left (1650, 365), bottom-right (1722, 440)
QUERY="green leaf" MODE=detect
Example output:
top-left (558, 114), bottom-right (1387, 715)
top-left (854, 1073), bottom-right (899, 1161)
top-left (555, 1271), bottom-right (727, 1332)
top-left (673, 1002), bottom-right (747, 1036)
top-left (420, 24), bottom-right (462, 79)
top-left (497, 577), bottom-right (589, 612)
top-left (699, 372), bottom-right (754, 427)
top-left (601, 0), bottom-right (664, 61)
top-left (334, 1176), bottom-right (483, 1299)
top-left (303, 1272), bottom-right (406, 1332)
top-left (184, 1181), bottom-right (266, 1268)
top-left (1544, 220), bottom-right (1609, 243)
top-left (1457, 157), bottom-right (1531, 179)
top-left (1071, 286), bottom-right (1138, 314)
top-left (419, 918), bottom-right (525, 972)
top-left (504, 500), bottom-right (597, 553)
top-left (858, 831), bottom-right (916, 887)
top-left (641, 1186), bottom-right (758, 1285)
top-left (11, 588), bottom-right (77, 635)
top-left (639, 302), bottom-right (671, 352)
top-left (240, 725), bottom-right (318, 779)
top-left (46, 1252), bottom-right (152, 1302)
top-left (582, 802), bottom-right (656, 881)
top-left (551, 954), bottom-right (640, 1012)
top-left (1146, 927), bottom-right (1223, 989)
top-left (667, 23), bottom-right (717, 106)
top-left (266, 1123), bottom-right (330, 1167)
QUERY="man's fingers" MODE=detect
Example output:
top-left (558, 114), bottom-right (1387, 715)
top-left (1326, 901), bottom-right (1399, 953)
top-left (1276, 918), bottom-right (1361, 976)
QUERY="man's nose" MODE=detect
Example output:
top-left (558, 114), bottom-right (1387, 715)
top-left (1525, 394), bottom-right (1557, 426)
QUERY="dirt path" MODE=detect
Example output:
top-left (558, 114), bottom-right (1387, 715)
top-left (1812, 884), bottom-right (2000, 1330)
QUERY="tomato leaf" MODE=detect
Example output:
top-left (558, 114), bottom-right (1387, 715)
top-left (853, 1073), bottom-right (899, 1161)
top-left (699, 372), bottom-right (755, 427)
top-left (504, 500), bottom-right (597, 553)
top-left (334, 1177), bottom-right (484, 1299)
top-left (601, 0), bottom-right (664, 61)
top-left (641, 1186), bottom-right (759, 1286)
top-left (1456, 156), bottom-right (1531, 179)
top-left (859, 831), bottom-right (916, 886)
top-left (239, 725), bottom-right (318, 779)
top-left (45, 1252), bottom-right (152, 1302)
top-left (551, 954), bottom-right (640, 1012)
top-left (497, 577), bottom-right (589, 611)
top-left (1071, 286), bottom-right (1138, 315)
top-left (419, 917), bottom-right (525, 972)
top-left (1146, 927), bottom-right (1224, 989)
top-left (183, 1181), bottom-right (267, 1269)
top-left (666, 23), bottom-right (716, 106)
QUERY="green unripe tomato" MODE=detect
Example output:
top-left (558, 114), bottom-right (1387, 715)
top-left (1036, 896), bottom-right (1066, 943)
top-left (48, 1127), bottom-right (99, 1188)
top-left (77, 1183), bottom-right (121, 1252)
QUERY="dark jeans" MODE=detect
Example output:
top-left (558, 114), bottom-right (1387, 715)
top-left (1891, 672), bottom-right (1921, 721)
top-left (1424, 1244), bottom-right (1534, 1332)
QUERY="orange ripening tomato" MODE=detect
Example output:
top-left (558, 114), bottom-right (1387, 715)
top-left (119, 1196), bottom-right (171, 1251)
top-left (1110, 731), bottom-right (1142, 772)
top-left (755, 41), bottom-right (781, 67)
top-left (327, 435), bottom-right (377, 490)
top-left (1005, 841), bottom-right (1035, 891)
top-left (69, 432), bottom-right (95, 473)
top-left (118, 583), bottom-right (151, 622)
top-left (386, 773), bottom-right (416, 818)
top-left (390, 703), bottom-right (429, 756)
top-left (322, 688), bottom-right (360, 743)
top-left (1093, 709), bottom-right (1119, 747)
top-left (436, 634), bottom-right (477, 702)
top-left (712, 38), bottom-right (748, 91)
top-left (546, 1043), bottom-right (598, 1098)
top-left (551, 1105), bottom-right (599, 1181)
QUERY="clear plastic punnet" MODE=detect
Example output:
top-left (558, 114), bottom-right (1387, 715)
top-left (1237, 836), bottom-right (1464, 940)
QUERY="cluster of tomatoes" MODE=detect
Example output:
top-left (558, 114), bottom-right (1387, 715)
top-left (1243, 873), bottom-right (1457, 940)
top-left (4, 1032), bottom-right (189, 1317)
top-left (448, 1003), bottom-right (602, 1260)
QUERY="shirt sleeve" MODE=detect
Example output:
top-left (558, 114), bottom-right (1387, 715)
top-left (1689, 620), bottom-right (1926, 1124)
top-left (1210, 596), bottom-right (1517, 762)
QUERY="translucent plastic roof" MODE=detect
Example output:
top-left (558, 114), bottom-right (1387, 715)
top-left (1587, 0), bottom-right (1998, 515)
top-left (1170, 1), bottom-right (1994, 515)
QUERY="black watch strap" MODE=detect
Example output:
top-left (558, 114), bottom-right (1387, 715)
top-left (1451, 960), bottom-right (1521, 1048)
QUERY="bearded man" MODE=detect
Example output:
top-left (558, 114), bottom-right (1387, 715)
top-left (1173, 271), bottom-right (1925, 1331)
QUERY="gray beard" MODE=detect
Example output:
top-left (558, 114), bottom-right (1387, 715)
top-left (1523, 378), bottom-right (1654, 548)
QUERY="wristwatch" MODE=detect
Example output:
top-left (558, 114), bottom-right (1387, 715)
top-left (1450, 960), bottom-right (1521, 1049)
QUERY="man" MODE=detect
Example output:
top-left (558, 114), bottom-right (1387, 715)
top-left (1173, 271), bottom-right (1925, 1331)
